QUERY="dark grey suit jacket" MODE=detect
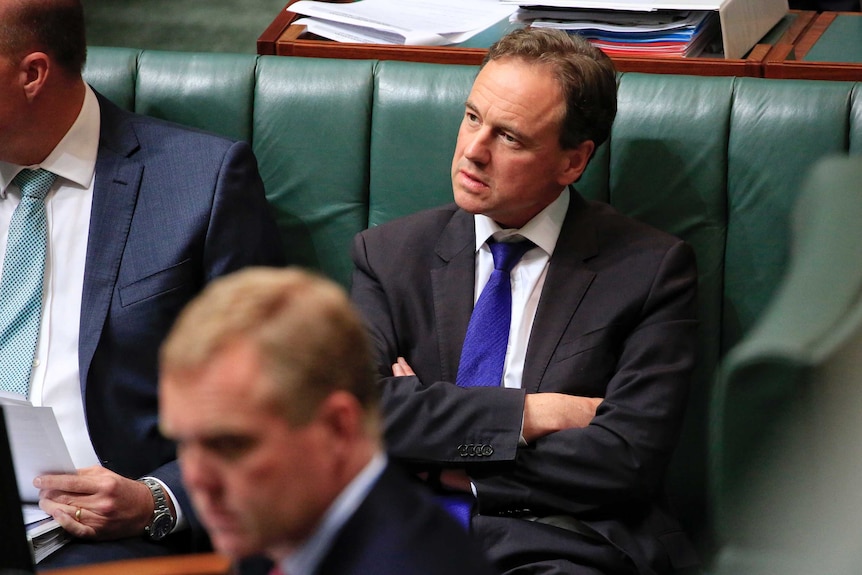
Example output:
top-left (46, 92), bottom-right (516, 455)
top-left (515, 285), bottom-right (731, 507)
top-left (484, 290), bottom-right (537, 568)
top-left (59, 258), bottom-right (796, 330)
top-left (40, 92), bottom-right (284, 567)
top-left (350, 192), bottom-right (699, 574)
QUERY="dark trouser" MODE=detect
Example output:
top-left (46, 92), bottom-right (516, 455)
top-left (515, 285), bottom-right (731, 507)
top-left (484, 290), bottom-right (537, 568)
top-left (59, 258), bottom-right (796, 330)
top-left (474, 515), bottom-right (640, 575)
top-left (37, 530), bottom-right (202, 571)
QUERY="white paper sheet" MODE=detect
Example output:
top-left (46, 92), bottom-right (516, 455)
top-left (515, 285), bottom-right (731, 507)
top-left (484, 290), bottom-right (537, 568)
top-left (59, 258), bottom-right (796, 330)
top-left (499, 0), bottom-right (724, 9)
top-left (1, 404), bottom-right (76, 503)
top-left (290, 0), bottom-right (517, 45)
top-left (26, 514), bottom-right (70, 563)
top-left (22, 503), bottom-right (50, 524)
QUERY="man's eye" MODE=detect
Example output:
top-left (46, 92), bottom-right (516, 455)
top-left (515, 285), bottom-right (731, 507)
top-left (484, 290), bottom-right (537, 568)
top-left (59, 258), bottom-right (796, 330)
top-left (466, 112), bottom-right (479, 123)
top-left (208, 437), bottom-right (254, 459)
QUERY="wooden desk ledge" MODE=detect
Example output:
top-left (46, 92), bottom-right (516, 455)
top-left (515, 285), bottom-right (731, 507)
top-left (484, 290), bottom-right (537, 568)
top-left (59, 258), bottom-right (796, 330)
top-left (41, 553), bottom-right (232, 575)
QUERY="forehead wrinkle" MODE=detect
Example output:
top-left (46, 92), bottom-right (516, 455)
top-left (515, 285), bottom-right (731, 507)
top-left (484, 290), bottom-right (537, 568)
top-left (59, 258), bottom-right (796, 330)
top-left (471, 62), bottom-right (565, 145)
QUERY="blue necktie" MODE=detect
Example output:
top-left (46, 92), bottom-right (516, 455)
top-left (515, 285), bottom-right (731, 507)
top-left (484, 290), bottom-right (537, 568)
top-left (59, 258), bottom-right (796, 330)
top-left (440, 238), bottom-right (533, 528)
top-left (456, 239), bottom-right (534, 387)
top-left (0, 169), bottom-right (55, 397)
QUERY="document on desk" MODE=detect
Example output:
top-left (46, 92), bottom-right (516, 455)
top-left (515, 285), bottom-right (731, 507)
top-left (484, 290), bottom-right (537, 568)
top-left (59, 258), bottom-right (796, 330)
top-left (24, 506), bottom-right (70, 563)
top-left (0, 395), bottom-right (76, 503)
top-left (501, 0), bottom-right (788, 60)
top-left (289, 0), bottom-right (517, 45)
top-left (499, 0), bottom-right (724, 10)
top-left (512, 8), bottom-right (717, 56)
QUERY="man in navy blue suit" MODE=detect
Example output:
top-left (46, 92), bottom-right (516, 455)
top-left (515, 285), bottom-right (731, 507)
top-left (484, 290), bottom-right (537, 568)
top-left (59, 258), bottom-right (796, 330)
top-left (159, 268), bottom-right (495, 575)
top-left (0, 0), bottom-right (283, 565)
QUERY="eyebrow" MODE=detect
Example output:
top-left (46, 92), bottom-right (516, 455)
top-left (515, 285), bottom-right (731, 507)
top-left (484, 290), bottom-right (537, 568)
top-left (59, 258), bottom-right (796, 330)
top-left (465, 100), bottom-right (530, 145)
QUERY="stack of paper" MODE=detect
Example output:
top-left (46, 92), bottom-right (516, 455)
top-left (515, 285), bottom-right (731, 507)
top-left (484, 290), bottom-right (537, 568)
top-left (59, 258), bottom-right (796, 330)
top-left (501, 0), bottom-right (790, 60)
top-left (2, 392), bottom-right (76, 563)
top-left (24, 506), bottom-right (71, 563)
top-left (500, 0), bottom-right (725, 10)
top-left (288, 0), bottom-right (517, 45)
top-left (511, 8), bottom-right (718, 57)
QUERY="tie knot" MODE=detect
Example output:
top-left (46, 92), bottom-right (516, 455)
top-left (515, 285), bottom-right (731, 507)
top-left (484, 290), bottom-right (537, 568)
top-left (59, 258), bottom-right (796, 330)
top-left (12, 169), bottom-right (56, 201)
top-left (488, 239), bottom-right (533, 274)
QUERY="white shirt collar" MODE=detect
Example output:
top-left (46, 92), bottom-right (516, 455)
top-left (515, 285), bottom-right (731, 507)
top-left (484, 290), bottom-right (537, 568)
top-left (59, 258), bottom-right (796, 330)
top-left (473, 188), bottom-right (570, 256)
top-left (0, 84), bottom-right (100, 198)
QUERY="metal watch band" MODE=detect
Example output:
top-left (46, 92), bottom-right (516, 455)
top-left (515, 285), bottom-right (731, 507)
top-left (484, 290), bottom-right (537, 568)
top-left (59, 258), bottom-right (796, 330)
top-left (139, 477), bottom-right (175, 540)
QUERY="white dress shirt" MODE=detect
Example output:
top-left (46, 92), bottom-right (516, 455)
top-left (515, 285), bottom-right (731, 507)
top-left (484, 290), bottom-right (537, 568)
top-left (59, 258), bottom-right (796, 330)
top-left (0, 85), bottom-right (99, 469)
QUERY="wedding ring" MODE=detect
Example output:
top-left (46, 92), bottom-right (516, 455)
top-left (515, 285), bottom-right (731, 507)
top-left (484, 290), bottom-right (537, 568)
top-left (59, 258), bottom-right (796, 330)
top-left (75, 508), bottom-right (82, 522)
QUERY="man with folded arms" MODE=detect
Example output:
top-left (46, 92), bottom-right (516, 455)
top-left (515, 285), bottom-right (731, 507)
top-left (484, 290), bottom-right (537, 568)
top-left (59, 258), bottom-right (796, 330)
top-left (350, 28), bottom-right (700, 574)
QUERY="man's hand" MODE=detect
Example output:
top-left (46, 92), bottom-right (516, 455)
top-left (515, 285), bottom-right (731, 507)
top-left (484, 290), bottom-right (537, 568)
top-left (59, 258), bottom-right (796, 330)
top-left (34, 466), bottom-right (155, 540)
top-left (392, 356), bottom-right (415, 377)
top-left (522, 393), bottom-right (602, 443)
top-left (393, 356), bottom-right (601, 443)
top-left (438, 469), bottom-right (473, 492)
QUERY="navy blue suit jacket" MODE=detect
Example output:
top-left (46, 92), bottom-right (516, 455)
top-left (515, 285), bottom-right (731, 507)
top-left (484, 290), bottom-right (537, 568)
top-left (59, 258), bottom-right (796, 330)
top-left (40, 92), bottom-right (284, 566)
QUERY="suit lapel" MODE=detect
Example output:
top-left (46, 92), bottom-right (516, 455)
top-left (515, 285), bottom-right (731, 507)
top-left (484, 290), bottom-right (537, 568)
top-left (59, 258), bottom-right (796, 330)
top-left (522, 191), bottom-right (598, 394)
top-left (78, 93), bottom-right (143, 393)
top-left (430, 209), bottom-right (475, 383)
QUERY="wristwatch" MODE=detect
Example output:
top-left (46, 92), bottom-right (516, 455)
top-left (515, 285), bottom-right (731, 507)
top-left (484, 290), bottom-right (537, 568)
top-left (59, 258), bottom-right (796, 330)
top-left (139, 477), bottom-right (176, 541)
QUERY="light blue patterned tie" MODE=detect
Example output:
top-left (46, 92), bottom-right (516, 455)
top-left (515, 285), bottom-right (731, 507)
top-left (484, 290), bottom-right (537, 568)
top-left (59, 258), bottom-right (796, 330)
top-left (0, 169), bottom-right (55, 397)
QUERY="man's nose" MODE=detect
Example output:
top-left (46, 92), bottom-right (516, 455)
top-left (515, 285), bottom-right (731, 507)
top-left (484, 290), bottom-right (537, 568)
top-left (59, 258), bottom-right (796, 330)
top-left (179, 446), bottom-right (218, 493)
top-left (464, 128), bottom-right (491, 164)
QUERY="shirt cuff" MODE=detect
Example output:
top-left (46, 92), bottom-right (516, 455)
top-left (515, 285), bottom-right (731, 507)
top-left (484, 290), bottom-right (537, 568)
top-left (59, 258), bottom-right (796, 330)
top-left (519, 411), bottom-right (528, 446)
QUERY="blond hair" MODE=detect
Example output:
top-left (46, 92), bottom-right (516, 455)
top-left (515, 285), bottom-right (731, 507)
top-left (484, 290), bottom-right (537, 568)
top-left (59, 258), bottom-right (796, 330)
top-left (160, 267), bottom-right (379, 427)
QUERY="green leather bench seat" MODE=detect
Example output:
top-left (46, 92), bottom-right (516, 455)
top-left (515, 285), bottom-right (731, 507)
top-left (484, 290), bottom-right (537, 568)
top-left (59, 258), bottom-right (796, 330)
top-left (82, 46), bottom-right (862, 566)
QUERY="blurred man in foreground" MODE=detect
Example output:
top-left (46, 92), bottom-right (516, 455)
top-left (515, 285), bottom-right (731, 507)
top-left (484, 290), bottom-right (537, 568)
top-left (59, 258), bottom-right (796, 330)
top-left (159, 267), bottom-right (495, 575)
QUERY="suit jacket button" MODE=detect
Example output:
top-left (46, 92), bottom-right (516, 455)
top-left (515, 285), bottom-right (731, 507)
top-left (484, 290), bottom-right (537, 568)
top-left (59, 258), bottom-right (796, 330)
top-left (481, 444), bottom-right (494, 456)
top-left (458, 444), bottom-right (469, 457)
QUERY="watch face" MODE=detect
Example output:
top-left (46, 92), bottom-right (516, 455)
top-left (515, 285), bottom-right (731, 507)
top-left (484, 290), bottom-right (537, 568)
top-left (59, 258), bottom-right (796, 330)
top-left (150, 512), bottom-right (174, 541)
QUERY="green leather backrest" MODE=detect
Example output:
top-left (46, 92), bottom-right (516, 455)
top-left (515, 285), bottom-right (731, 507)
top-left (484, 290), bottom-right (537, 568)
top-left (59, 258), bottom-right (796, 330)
top-left (134, 51), bottom-right (257, 144)
top-left (368, 60), bottom-right (474, 226)
top-left (607, 73), bottom-right (735, 538)
top-left (83, 46), bottom-right (139, 111)
top-left (724, 78), bottom-right (860, 352)
top-left (253, 56), bottom-right (374, 286)
top-left (710, 155), bottom-right (862, 554)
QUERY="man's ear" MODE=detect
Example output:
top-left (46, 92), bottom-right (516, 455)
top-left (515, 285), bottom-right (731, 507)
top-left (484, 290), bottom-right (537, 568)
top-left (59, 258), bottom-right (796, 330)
top-left (316, 391), bottom-right (364, 443)
top-left (18, 52), bottom-right (50, 100)
top-left (557, 140), bottom-right (596, 186)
